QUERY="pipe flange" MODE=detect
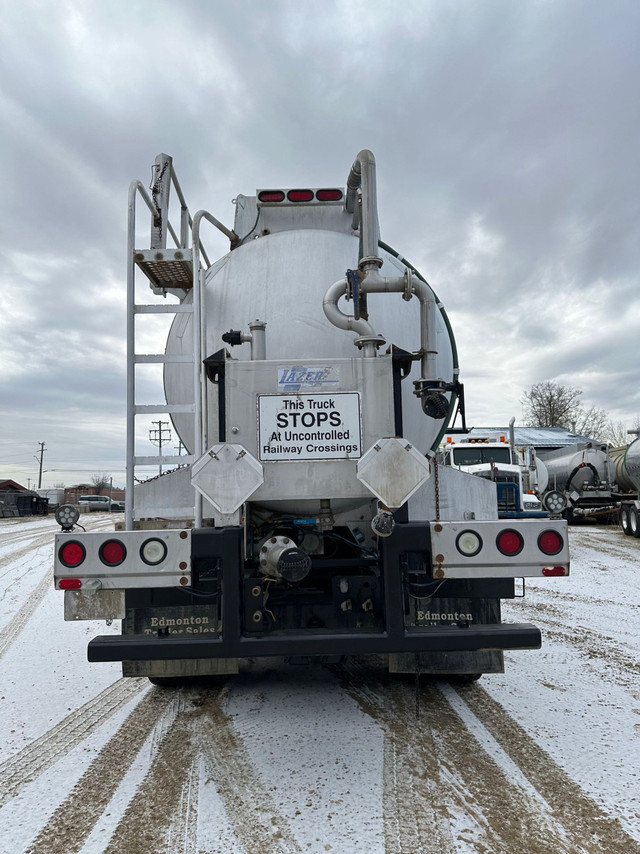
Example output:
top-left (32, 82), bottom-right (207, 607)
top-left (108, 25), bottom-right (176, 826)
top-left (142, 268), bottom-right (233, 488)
top-left (358, 255), bottom-right (383, 271)
top-left (353, 334), bottom-right (386, 350)
top-left (403, 268), bottom-right (413, 301)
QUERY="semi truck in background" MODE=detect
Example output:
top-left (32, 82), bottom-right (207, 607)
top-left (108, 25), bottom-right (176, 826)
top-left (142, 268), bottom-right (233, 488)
top-left (53, 150), bottom-right (569, 683)
top-left (610, 438), bottom-right (640, 536)
top-left (438, 432), bottom-right (546, 518)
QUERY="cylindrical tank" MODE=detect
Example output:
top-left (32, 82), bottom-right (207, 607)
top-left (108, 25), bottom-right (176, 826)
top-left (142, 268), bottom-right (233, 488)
top-left (609, 439), bottom-right (640, 493)
top-left (164, 229), bottom-right (456, 458)
top-left (539, 446), bottom-right (614, 493)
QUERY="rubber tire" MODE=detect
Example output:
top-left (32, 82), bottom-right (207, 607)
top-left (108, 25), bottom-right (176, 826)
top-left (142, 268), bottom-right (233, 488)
top-left (631, 507), bottom-right (640, 539)
top-left (620, 506), bottom-right (631, 536)
top-left (148, 676), bottom-right (184, 687)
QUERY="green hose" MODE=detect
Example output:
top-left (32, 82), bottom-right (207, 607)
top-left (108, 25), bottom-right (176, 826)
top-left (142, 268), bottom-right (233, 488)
top-left (378, 239), bottom-right (460, 453)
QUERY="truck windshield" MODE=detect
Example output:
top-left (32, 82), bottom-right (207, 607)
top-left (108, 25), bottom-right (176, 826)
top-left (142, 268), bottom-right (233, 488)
top-left (453, 447), bottom-right (512, 465)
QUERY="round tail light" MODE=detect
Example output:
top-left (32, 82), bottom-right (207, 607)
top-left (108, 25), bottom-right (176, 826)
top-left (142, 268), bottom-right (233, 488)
top-left (496, 529), bottom-right (524, 556)
top-left (140, 538), bottom-right (167, 566)
top-left (538, 530), bottom-right (564, 556)
top-left (99, 539), bottom-right (126, 566)
top-left (59, 541), bottom-right (86, 567)
top-left (456, 530), bottom-right (483, 557)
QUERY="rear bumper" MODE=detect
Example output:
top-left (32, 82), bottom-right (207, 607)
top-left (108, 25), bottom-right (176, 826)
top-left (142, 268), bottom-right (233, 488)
top-left (88, 622), bottom-right (541, 662)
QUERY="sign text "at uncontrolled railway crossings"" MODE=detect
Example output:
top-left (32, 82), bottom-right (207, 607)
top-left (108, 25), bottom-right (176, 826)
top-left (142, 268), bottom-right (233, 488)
top-left (258, 393), bottom-right (362, 461)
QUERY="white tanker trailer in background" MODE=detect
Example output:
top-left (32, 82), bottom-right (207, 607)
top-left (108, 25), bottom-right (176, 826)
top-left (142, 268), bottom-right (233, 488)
top-left (536, 443), bottom-right (617, 521)
top-left (53, 150), bottom-right (569, 683)
top-left (609, 438), bottom-right (640, 536)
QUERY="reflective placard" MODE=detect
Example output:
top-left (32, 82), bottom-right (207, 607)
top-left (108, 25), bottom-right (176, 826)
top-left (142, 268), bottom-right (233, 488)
top-left (258, 393), bottom-right (362, 461)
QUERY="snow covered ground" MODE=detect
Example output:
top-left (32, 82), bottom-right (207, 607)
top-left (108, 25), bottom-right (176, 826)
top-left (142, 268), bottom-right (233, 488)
top-left (0, 516), bottom-right (638, 853)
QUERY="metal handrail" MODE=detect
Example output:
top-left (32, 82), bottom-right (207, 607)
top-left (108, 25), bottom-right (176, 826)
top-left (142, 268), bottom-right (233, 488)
top-left (190, 211), bottom-right (241, 527)
top-left (125, 181), bottom-right (160, 529)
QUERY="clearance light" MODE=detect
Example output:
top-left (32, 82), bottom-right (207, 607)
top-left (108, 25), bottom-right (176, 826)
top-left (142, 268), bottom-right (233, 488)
top-left (538, 530), bottom-right (564, 556)
top-left (543, 566), bottom-right (567, 576)
top-left (496, 529), bottom-right (524, 556)
top-left (287, 189), bottom-right (314, 202)
top-left (456, 530), bottom-right (483, 557)
top-left (59, 578), bottom-right (82, 590)
top-left (99, 539), bottom-right (126, 566)
top-left (59, 541), bottom-right (86, 568)
top-left (316, 189), bottom-right (343, 201)
top-left (140, 538), bottom-right (167, 566)
top-left (258, 190), bottom-right (285, 203)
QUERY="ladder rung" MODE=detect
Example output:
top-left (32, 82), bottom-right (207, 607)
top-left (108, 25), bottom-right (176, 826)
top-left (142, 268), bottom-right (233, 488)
top-left (134, 354), bottom-right (193, 364)
top-left (134, 404), bottom-right (195, 414)
top-left (134, 304), bottom-right (193, 314)
top-left (134, 455), bottom-right (195, 465)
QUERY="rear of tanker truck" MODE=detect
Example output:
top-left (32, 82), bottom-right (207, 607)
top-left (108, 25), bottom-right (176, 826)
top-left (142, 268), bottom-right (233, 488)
top-left (54, 150), bottom-right (569, 682)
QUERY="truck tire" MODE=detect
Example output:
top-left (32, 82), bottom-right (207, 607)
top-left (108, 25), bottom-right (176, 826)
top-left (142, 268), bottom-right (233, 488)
top-left (620, 506), bottom-right (631, 535)
top-left (630, 507), bottom-right (640, 539)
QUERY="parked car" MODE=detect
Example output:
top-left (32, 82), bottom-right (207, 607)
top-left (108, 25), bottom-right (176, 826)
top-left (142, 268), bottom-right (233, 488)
top-left (78, 495), bottom-right (124, 512)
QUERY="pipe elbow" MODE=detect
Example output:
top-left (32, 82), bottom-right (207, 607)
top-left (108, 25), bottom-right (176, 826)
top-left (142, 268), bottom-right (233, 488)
top-left (323, 278), bottom-right (376, 337)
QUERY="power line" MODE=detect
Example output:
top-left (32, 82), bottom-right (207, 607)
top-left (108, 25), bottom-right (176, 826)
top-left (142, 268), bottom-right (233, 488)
top-left (149, 420), bottom-right (171, 475)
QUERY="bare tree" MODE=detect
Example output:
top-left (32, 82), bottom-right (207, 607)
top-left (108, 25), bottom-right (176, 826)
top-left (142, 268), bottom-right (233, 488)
top-left (522, 381), bottom-right (608, 440)
top-left (90, 473), bottom-right (111, 495)
top-left (604, 415), bottom-right (640, 447)
top-left (522, 381), bottom-right (583, 428)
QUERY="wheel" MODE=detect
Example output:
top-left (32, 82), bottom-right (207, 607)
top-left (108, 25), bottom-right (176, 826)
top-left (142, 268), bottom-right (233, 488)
top-left (620, 506), bottom-right (631, 535)
top-left (148, 676), bottom-right (184, 687)
top-left (448, 673), bottom-right (482, 684)
top-left (631, 507), bottom-right (640, 539)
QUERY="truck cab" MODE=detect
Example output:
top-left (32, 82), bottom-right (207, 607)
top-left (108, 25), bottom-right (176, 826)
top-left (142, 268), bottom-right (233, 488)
top-left (440, 436), bottom-right (545, 518)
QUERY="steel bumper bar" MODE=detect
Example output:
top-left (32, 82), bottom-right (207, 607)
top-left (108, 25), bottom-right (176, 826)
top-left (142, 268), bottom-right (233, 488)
top-left (88, 622), bottom-right (541, 662)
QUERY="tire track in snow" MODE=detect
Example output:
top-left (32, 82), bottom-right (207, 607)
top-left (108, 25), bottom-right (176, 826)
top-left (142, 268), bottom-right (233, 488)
top-left (102, 690), bottom-right (206, 854)
top-left (0, 570), bottom-right (52, 659)
top-left (336, 659), bottom-right (604, 854)
top-left (334, 660), bottom-right (455, 854)
top-left (0, 678), bottom-right (147, 807)
top-left (0, 533), bottom-right (54, 572)
top-left (453, 682), bottom-right (640, 854)
top-left (508, 599), bottom-right (640, 690)
top-left (196, 688), bottom-right (303, 854)
top-left (25, 687), bottom-right (176, 854)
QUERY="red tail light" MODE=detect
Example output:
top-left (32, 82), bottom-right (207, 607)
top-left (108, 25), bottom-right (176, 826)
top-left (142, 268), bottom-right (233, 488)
top-left (538, 530), bottom-right (564, 556)
top-left (287, 189), bottom-right (314, 202)
top-left (543, 566), bottom-right (567, 576)
top-left (316, 189), bottom-right (343, 201)
top-left (99, 539), bottom-right (126, 566)
top-left (59, 578), bottom-right (82, 589)
top-left (258, 190), bottom-right (285, 203)
top-left (59, 541), bottom-right (86, 567)
top-left (496, 529), bottom-right (524, 556)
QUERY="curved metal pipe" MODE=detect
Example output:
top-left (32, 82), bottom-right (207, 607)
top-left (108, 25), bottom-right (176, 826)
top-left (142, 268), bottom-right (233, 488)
top-left (345, 150), bottom-right (380, 262)
top-left (322, 278), bottom-right (377, 337)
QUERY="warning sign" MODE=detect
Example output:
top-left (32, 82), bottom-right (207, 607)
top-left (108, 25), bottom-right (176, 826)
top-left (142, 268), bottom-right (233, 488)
top-left (258, 393), bottom-right (362, 461)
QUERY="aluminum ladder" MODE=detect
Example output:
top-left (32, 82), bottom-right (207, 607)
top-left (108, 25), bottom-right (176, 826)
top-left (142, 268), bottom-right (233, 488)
top-left (125, 153), bottom-right (238, 530)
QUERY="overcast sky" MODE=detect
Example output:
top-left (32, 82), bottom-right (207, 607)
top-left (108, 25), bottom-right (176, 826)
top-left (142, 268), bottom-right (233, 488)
top-left (1, 0), bottom-right (639, 490)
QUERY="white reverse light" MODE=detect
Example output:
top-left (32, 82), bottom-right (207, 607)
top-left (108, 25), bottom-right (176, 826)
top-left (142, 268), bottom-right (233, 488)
top-left (455, 530), bottom-right (483, 557)
top-left (140, 538), bottom-right (167, 566)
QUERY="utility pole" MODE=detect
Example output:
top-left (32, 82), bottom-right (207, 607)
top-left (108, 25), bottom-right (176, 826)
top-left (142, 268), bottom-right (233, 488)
top-left (34, 442), bottom-right (46, 489)
top-left (149, 421), bottom-right (171, 475)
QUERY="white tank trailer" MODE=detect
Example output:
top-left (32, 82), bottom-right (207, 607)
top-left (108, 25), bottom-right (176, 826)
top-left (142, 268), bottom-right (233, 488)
top-left (52, 150), bottom-right (570, 683)
top-left (537, 444), bottom-right (617, 520)
top-left (609, 438), bottom-right (640, 537)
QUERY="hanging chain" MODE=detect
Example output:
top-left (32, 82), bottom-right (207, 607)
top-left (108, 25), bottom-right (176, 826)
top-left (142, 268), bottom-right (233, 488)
top-left (433, 456), bottom-right (441, 522)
